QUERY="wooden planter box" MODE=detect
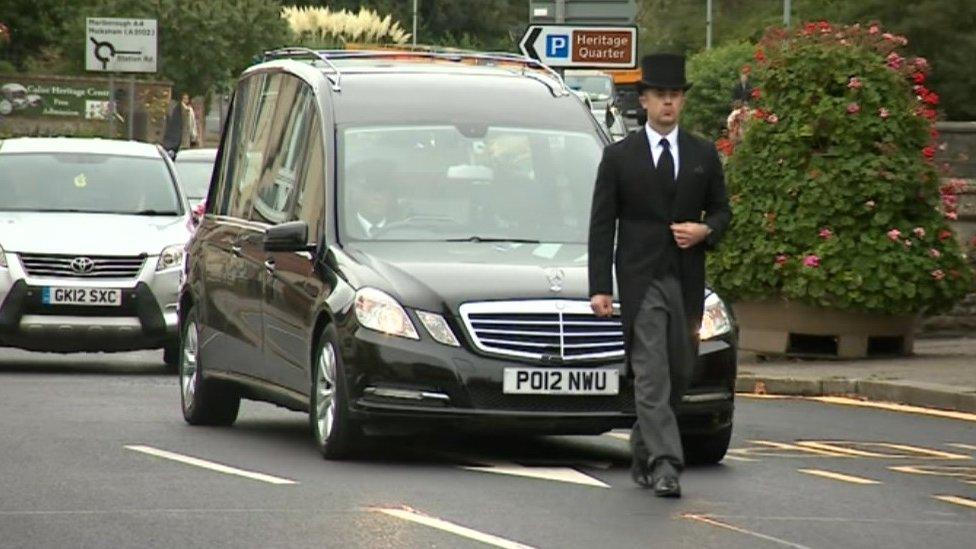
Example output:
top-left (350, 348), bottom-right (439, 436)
top-left (733, 300), bottom-right (918, 359)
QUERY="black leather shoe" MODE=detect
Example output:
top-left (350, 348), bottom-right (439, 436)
top-left (652, 475), bottom-right (681, 498)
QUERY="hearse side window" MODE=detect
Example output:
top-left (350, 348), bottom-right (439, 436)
top-left (252, 78), bottom-right (314, 225)
top-left (293, 100), bottom-right (325, 244)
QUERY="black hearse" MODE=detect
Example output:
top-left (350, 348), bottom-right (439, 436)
top-left (178, 48), bottom-right (736, 461)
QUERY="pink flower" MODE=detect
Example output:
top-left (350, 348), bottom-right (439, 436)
top-left (913, 227), bottom-right (926, 239)
top-left (914, 57), bottom-right (930, 71)
top-left (819, 228), bottom-right (833, 239)
top-left (904, 239), bottom-right (913, 248)
top-left (946, 211), bottom-right (958, 220)
top-left (846, 103), bottom-right (861, 115)
top-left (929, 248), bottom-right (942, 258)
top-left (869, 24), bottom-right (880, 35)
top-left (803, 255), bottom-right (821, 268)
top-left (767, 114), bottom-right (779, 124)
top-left (887, 228), bottom-right (902, 241)
top-left (932, 270), bottom-right (946, 281)
top-left (939, 229), bottom-right (953, 241)
top-left (848, 77), bottom-right (863, 89)
top-left (886, 52), bottom-right (903, 69)
top-left (775, 254), bottom-right (789, 266)
top-left (882, 32), bottom-right (895, 41)
top-left (923, 146), bottom-right (936, 160)
top-left (879, 108), bottom-right (890, 119)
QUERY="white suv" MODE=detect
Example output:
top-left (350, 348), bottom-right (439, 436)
top-left (0, 137), bottom-right (191, 369)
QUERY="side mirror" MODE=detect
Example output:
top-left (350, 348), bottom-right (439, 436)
top-left (263, 220), bottom-right (310, 252)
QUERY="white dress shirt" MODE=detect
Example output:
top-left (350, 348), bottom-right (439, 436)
top-left (645, 123), bottom-right (680, 180)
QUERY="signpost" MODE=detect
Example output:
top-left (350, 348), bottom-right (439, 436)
top-left (519, 25), bottom-right (637, 69)
top-left (85, 17), bottom-right (157, 138)
top-left (529, 0), bottom-right (637, 25)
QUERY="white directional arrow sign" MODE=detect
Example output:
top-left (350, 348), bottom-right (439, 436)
top-left (518, 25), bottom-right (637, 69)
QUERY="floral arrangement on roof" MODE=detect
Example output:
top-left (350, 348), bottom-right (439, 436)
top-left (281, 6), bottom-right (411, 48)
top-left (709, 21), bottom-right (972, 315)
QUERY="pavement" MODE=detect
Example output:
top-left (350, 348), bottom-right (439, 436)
top-left (736, 336), bottom-right (976, 413)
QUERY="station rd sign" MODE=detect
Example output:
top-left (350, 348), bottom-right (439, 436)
top-left (85, 18), bottom-right (157, 73)
top-left (519, 25), bottom-right (637, 69)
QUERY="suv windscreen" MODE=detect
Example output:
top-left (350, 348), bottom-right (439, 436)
top-left (0, 153), bottom-right (182, 215)
top-left (341, 125), bottom-right (602, 244)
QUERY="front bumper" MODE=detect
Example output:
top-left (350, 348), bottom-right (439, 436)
top-left (341, 319), bottom-right (736, 436)
top-left (0, 259), bottom-right (180, 353)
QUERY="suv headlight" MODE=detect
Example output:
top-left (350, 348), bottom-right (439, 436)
top-left (416, 310), bottom-right (460, 347)
top-left (156, 244), bottom-right (185, 271)
top-left (700, 292), bottom-right (733, 340)
top-left (354, 287), bottom-right (419, 340)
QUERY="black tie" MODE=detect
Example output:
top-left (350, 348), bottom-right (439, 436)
top-left (657, 138), bottom-right (675, 188)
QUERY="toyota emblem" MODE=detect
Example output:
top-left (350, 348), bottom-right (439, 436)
top-left (70, 256), bottom-right (96, 274)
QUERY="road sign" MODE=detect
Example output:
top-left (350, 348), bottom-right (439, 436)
top-left (519, 25), bottom-right (637, 69)
top-left (86, 18), bottom-right (157, 73)
top-left (529, 0), bottom-right (638, 25)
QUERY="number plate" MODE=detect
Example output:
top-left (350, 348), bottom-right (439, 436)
top-left (42, 287), bottom-right (122, 307)
top-left (503, 368), bottom-right (619, 395)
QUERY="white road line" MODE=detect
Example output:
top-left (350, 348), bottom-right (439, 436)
top-left (372, 507), bottom-right (536, 549)
top-left (125, 445), bottom-right (296, 485)
top-left (798, 469), bottom-right (881, 485)
top-left (723, 454), bottom-right (759, 462)
top-left (461, 461), bottom-right (610, 488)
top-left (808, 397), bottom-right (976, 423)
top-left (933, 495), bottom-right (976, 510)
top-left (949, 443), bottom-right (976, 451)
top-left (683, 513), bottom-right (812, 549)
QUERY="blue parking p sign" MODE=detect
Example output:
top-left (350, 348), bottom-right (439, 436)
top-left (546, 34), bottom-right (569, 58)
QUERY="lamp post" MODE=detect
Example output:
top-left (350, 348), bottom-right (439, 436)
top-left (413, 0), bottom-right (418, 45)
top-left (784, 0), bottom-right (792, 28)
top-left (706, 0), bottom-right (713, 49)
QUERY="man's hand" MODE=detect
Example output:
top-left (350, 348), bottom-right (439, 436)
top-left (590, 294), bottom-right (614, 317)
top-left (670, 222), bottom-right (712, 249)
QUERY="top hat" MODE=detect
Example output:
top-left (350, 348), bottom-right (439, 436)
top-left (637, 53), bottom-right (692, 92)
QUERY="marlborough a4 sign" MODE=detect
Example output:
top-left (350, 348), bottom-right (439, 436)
top-left (519, 25), bottom-right (637, 69)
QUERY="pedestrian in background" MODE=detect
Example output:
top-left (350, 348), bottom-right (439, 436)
top-left (161, 93), bottom-right (183, 160)
top-left (588, 53), bottom-right (731, 498)
top-left (731, 65), bottom-right (753, 106)
top-left (180, 93), bottom-right (199, 149)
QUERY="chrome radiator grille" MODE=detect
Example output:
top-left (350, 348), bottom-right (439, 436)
top-left (19, 253), bottom-right (146, 279)
top-left (459, 300), bottom-right (625, 362)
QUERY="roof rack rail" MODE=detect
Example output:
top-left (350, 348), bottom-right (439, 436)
top-left (262, 47), bottom-right (342, 91)
top-left (262, 47), bottom-right (570, 97)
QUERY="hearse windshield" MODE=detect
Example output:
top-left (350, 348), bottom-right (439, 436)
top-left (340, 125), bottom-right (602, 243)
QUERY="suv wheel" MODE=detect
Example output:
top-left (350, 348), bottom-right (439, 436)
top-left (683, 425), bottom-right (732, 465)
top-left (180, 306), bottom-right (240, 426)
top-left (310, 326), bottom-right (361, 459)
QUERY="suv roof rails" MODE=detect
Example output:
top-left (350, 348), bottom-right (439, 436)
top-left (261, 47), bottom-right (570, 97)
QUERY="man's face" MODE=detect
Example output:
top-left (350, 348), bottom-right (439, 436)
top-left (181, 94), bottom-right (190, 105)
top-left (639, 88), bottom-right (685, 130)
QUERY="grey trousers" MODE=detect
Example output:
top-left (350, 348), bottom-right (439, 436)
top-left (629, 276), bottom-right (695, 478)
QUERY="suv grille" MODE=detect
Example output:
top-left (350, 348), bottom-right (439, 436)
top-left (459, 300), bottom-right (625, 362)
top-left (19, 253), bottom-right (146, 279)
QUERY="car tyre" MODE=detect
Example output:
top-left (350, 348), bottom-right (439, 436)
top-left (180, 305), bottom-right (240, 426)
top-left (683, 425), bottom-right (732, 465)
top-left (310, 325), bottom-right (362, 460)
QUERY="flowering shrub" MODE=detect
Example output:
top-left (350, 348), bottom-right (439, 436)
top-left (709, 22), bottom-right (972, 315)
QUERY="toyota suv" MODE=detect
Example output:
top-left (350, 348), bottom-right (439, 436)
top-left (0, 138), bottom-right (191, 368)
top-left (179, 49), bottom-right (737, 462)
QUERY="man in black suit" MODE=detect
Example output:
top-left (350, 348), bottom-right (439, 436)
top-left (588, 53), bottom-right (731, 498)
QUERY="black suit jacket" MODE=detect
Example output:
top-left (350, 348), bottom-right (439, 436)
top-left (588, 128), bottom-right (731, 360)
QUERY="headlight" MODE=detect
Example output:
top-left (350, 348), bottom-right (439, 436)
top-left (699, 292), bottom-right (733, 340)
top-left (416, 310), bottom-right (460, 347)
top-left (156, 244), bottom-right (185, 271)
top-left (354, 287), bottom-right (419, 340)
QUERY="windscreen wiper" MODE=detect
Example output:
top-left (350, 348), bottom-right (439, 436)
top-left (130, 209), bottom-right (180, 216)
top-left (446, 236), bottom-right (541, 243)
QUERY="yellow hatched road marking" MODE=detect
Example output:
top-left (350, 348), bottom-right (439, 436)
top-left (798, 468), bottom-right (881, 485)
top-left (683, 513), bottom-right (812, 549)
top-left (751, 440), bottom-right (852, 457)
top-left (808, 396), bottom-right (976, 423)
top-left (795, 441), bottom-right (888, 458)
top-left (933, 495), bottom-right (976, 510)
top-left (948, 443), bottom-right (976, 451)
